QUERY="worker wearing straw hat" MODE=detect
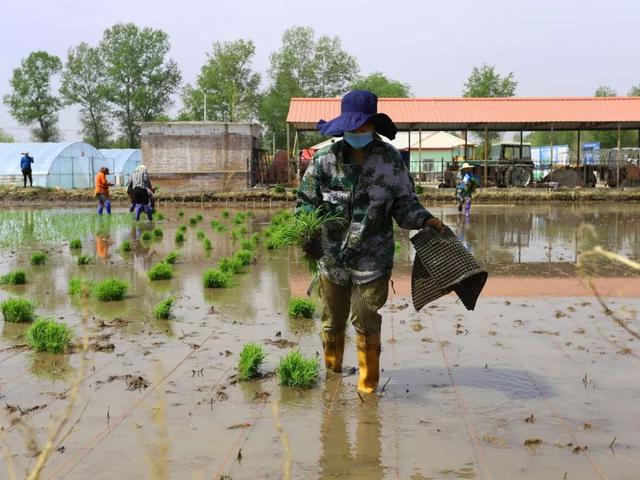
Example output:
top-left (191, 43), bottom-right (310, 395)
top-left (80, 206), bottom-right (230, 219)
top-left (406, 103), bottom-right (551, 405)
top-left (297, 90), bottom-right (446, 394)
top-left (455, 163), bottom-right (480, 216)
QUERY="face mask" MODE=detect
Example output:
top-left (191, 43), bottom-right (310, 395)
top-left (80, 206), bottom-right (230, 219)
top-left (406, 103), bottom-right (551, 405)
top-left (344, 131), bottom-right (374, 149)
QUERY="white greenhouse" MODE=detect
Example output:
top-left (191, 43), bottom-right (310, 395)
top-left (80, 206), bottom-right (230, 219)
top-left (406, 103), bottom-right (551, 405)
top-left (98, 149), bottom-right (141, 186)
top-left (0, 142), bottom-right (104, 188)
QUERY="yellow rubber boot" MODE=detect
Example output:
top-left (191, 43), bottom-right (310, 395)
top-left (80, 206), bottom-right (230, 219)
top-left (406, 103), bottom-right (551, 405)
top-left (356, 332), bottom-right (381, 393)
top-left (322, 332), bottom-right (345, 373)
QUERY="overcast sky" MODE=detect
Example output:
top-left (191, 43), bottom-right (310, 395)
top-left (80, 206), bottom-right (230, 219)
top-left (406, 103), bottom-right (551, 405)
top-left (1, 0), bottom-right (639, 142)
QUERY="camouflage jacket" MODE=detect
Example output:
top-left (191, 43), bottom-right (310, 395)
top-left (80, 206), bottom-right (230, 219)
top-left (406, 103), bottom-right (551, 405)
top-left (296, 138), bottom-right (433, 285)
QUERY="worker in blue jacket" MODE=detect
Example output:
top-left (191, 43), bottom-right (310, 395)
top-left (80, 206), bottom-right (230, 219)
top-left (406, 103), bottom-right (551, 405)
top-left (20, 152), bottom-right (34, 187)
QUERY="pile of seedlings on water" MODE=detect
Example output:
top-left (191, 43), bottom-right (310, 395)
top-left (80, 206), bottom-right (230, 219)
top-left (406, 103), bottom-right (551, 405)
top-left (222, 210), bottom-right (230, 219)
top-left (120, 240), bottom-right (132, 252)
top-left (175, 231), bottom-right (186, 244)
top-left (237, 343), bottom-right (266, 381)
top-left (0, 297), bottom-right (36, 323)
top-left (277, 350), bottom-right (319, 388)
top-left (196, 229), bottom-right (206, 240)
top-left (234, 249), bottom-right (253, 266)
top-left (177, 209), bottom-right (185, 218)
top-left (25, 318), bottom-right (73, 353)
top-left (153, 227), bottom-right (163, 238)
top-left (153, 296), bottom-right (175, 320)
top-left (69, 239), bottom-right (82, 250)
top-left (288, 297), bottom-right (316, 319)
top-left (203, 268), bottom-right (232, 288)
top-left (218, 257), bottom-right (243, 274)
top-left (196, 213), bottom-right (203, 222)
top-left (233, 212), bottom-right (247, 225)
top-left (69, 277), bottom-right (92, 297)
top-left (30, 251), bottom-right (47, 265)
top-left (162, 251), bottom-right (181, 264)
top-left (91, 278), bottom-right (128, 301)
top-left (155, 212), bottom-right (165, 221)
top-left (189, 217), bottom-right (198, 226)
top-left (211, 220), bottom-right (227, 232)
top-left (141, 231), bottom-right (153, 242)
top-left (1, 269), bottom-right (27, 286)
top-left (76, 254), bottom-right (93, 265)
top-left (203, 237), bottom-right (213, 251)
top-left (240, 237), bottom-right (256, 252)
top-left (148, 262), bottom-right (174, 281)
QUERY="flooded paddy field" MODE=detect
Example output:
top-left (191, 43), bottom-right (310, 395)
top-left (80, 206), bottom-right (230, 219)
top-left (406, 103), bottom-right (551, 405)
top-left (1, 203), bottom-right (639, 479)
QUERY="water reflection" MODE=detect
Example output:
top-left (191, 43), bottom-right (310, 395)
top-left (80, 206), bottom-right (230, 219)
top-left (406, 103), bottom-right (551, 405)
top-left (30, 352), bottom-right (75, 382)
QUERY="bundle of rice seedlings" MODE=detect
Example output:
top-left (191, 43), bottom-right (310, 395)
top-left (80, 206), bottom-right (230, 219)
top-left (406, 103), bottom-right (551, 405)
top-left (153, 296), bottom-right (175, 320)
top-left (178, 225), bottom-right (187, 233)
top-left (221, 210), bottom-right (230, 219)
top-left (237, 343), bottom-right (266, 381)
top-left (240, 238), bottom-right (256, 251)
top-left (141, 231), bottom-right (153, 241)
top-left (162, 251), bottom-right (180, 264)
top-left (196, 229), bottom-right (205, 240)
top-left (91, 278), bottom-right (128, 301)
top-left (153, 228), bottom-right (163, 238)
top-left (175, 231), bottom-right (185, 244)
top-left (218, 257), bottom-right (243, 274)
top-left (25, 318), bottom-right (73, 353)
top-left (277, 350), bottom-right (319, 388)
top-left (31, 251), bottom-right (47, 265)
top-left (69, 277), bottom-right (91, 297)
top-left (76, 254), bottom-right (93, 265)
top-left (189, 217), bottom-right (198, 226)
top-left (234, 249), bottom-right (253, 266)
top-left (203, 238), bottom-right (212, 250)
top-left (177, 210), bottom-right (185, 218)
top-left (120, 240), bottom-right (132, 252)
top-left (231, 230), bottom-right (240, 241)
top-left (0, 297), bottom-right (35, 323)
top-left (69, 239), bottom-right (82, 250)
top-left (147, 262), bottom-right (174, 281)
top-left (211, 220), bottom-right (227, 232)
top-left (203, 268), bottom-right (231, 288)
top-left (233, 212), bottom-right (246, 225)
top-left (195, 214), bottom-right (203, 222)
top-left (155, 212), bottom-right (165, 221)
top-left (287, 297), bottom-right (316, 319)
top-left (1, 269), bottom-right (27, 286)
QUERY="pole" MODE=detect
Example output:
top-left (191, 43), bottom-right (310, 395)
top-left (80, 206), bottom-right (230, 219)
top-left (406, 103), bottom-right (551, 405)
top-left (418, 127), bottom-right (422, 180)
top-left (204, 92), bottom-right (207, 122)
top-left (616, 124), bottom-right (621, 187)
top-left (463, 130), bottom-right (468, 161)
top-left (483, 128), bottom-right (488, 187)
top-left (576, 129), bottom-right (581, 168)
top-left (550, 125), bottom-right (554, 168)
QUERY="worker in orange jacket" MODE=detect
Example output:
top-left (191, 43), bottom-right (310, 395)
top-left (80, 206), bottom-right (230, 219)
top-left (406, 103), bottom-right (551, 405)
top-left (95, 167), bottom-right (114, 215)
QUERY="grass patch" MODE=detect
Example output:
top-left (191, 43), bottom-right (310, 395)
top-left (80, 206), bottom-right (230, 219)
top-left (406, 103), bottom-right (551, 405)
top-left (153, 228), bottom-right (163, 238)
top-left (76, 254), bottom-right (93, 265)
top-left (153, 296), bottom-right (175, 320)
top-left (120, 240), bottom-right (132, 252)
top-left (25, 318), bottom-right (73, 353)
top-left (277, 350), bottom-right (319, 388)
top-left (69, 277), bottom-right (91, 296)
top-left (234, 249), bottom-right (253, 266)
top-left (218, 257), bottom-right (243, 274)
top-left (237, 343), bottom-right (266, 381)
top-left (196, 229), bottom-right (205, 240)
top-left (0, 297), bottom-right (36, 323)
top-left (175, 231), bottom-right (185, 244)
top-left (287, 297), bottom-right (316, 319)
top-left (1, 269), bottom-right (26, 286)
top-left (30, 251), bottom-right (47, 265)
top-left (69, 239), bottom-right (82, 250)
top-left (415, 184), bottom-right (425, 195)
top-left (148, 262), bottom-right (174, 281)
top-left (203, 238), bottom-right (212, 250)
top-left (91, 278), bottom-right (128, 301)
top-left (203, 268), bottom-right (232, 288)
top-left (163, 251), bottom-right (180, 264)
top-left (141, 231), bottom-right (153, 241)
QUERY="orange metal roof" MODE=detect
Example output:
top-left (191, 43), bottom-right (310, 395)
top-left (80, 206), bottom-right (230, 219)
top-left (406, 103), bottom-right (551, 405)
top-left (287, 97), bottom-right (640, 131)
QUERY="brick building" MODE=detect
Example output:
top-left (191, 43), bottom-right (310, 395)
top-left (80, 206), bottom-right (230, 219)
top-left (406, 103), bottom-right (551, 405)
top-left (140, 122), bottom-right (262, 192)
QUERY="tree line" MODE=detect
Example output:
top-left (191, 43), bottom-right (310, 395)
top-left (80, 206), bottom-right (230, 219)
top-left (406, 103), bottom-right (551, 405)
top-left (2, 23), bottom-right (639, 150)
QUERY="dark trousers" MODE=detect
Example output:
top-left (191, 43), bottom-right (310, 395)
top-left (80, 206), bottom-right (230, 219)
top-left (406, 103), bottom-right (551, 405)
top-left (22, 169), bottom-right (32, 187)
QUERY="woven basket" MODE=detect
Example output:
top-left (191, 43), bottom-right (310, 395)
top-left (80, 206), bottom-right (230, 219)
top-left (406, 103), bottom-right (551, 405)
top-left (410, 227), bottom-right (487, 311)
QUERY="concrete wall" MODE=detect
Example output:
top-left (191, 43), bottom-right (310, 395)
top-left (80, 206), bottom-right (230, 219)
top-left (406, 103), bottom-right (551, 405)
top-left (140, 122), bottom-right (261, 192)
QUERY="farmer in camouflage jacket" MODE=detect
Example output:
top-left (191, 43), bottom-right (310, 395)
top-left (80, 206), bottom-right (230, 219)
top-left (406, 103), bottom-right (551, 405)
top-left (296, 90), bottom-right (445, 393)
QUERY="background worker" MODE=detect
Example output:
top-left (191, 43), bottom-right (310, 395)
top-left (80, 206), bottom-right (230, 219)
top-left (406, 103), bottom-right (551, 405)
top-left (20, 151), bottom-right (34, 187)
top-left (455, 162), bottom-right (481, 216)
top-left (128, 164), bottom-right (154, 221)
top-left (297, 90), bottom-right (445, 394)
top-left (95, 167), bottom-right (114, 215)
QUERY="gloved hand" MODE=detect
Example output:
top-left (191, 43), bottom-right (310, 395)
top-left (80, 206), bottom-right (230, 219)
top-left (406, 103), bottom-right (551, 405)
top-left (424, 217), bottom-right (446, 233)
top-left (302, 231), bottom-right (324, 260)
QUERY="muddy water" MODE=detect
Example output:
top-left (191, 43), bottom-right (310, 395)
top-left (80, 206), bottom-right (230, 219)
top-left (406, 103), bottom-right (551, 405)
top-left (0, 203), bottom-right (639, 479)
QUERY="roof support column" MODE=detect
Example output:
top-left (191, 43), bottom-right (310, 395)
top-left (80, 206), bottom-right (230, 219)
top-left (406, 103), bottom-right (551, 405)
top-left (483, 128), bottom-right (488, 187)
top-left (463, 130), bottom-right (468, 161)
top-left (550, 125), bottom-right (554, 168)
top-left (616, 124), bottom-right (621, 187)
top-left (418, 127), bottom-right (422, 177)
top-left (519, 130), bottom-right (523, 161)
top-left (576, 129), bottom-right (581, 168)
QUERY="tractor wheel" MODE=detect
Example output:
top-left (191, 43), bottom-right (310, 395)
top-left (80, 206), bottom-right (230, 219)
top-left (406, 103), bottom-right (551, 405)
top-left (506, 166), bottom-right (533, 187)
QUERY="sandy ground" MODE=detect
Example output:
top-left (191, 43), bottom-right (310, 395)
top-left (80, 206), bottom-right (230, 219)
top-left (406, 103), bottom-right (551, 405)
top-left (0, 204), bottom-right (639, 479)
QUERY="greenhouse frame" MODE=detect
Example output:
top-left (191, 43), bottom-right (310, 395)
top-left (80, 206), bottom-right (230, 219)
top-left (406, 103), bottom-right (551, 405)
top-left (98, 148), bottom-right (141, 186)
top-left (0, 142), bottom-right (103, 188)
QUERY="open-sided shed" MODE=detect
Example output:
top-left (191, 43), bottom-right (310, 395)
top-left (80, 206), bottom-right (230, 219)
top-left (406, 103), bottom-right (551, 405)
top-left (0, 142), bottom-right (103, 188)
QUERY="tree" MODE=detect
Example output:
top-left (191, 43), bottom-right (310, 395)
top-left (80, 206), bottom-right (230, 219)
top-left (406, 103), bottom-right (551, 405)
top-left (462, 63), bottom-right (517, 98)
top-left (349, 72), bottom-right (411, 97)
top-left (594, 85), bottom-right (616, 97)
top-left (181, 40), bottom-right (261, 122)
top-left (100, 23), bottom-right (181, 147)
top-left (60, 42), bottom-right (112, 147)
top-left (260, 26), bottom-right (359, 150)
top-left (629, 85), bottom-right (640, 97)
top-left (3, 51), bottom-right (62, 142)
top-left (0, 128), bottom-right (14, 142)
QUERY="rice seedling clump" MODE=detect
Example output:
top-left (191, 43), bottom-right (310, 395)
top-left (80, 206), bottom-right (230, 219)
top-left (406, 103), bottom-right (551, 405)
top-left (153, 296), bottom-right (175, 319)
top-left (237, 343), bottom-right (266, 381)
top-left (31, 251), bottom-right (47, 265)
top-left (141, 231), bottom-right (153, 241)
top-left (153, 228), bottom-right (163, 238)
top-left (288, 297), bottom-right (316, 319)
top-left (222, 210), bottom-right (230, 219)
top-left (240, 238), bottom-right (256, 251)
top-left (77, 254), bottom-right (93, 265)
top-left (277, 350), bottom-right (319, 388)
top-left (234, 249), bottom-right (253, 266)
top-left (233, 212), bottom-right (246, 225)
top-left (162, 251), bottom-right (180, 264)
top-left (203, 238), bottom-right (212, 250)
top-left (69, 277), bottom-right (91, 297)
top-left (196, 229), bottom-right (205, 240)
top-left (177, 210), bottom-right (185, 218)
top-left (155, 212), bottom-right (165, 221)
top-left (218, 257), bottom-right (243, 274)
top-left (1, 269), bottom-right (26, 286)
top-left (0, 297), bottom-right (36, 323)
top-left (148, 262), bottom-right (174, 281)
top-left (178, 225), bottom-right (187, 233)
top-left (91, 278), bottom-right (128, 301)
top-left (203, 268), bottom-right (231, 288)
top-left (120, 240), bottom-right (132, 252)
top-left (195, 214), bottom-right (203, 221)
top-left (175, 231), bottom-right (185, 244)
top-left (25, 318), bottom-right (73, 353)
top-left (211, 220), bottom-right (227, 232)
top-left (189, 217), bottom-right (198, 226)
top-left (69, 239), bottom-right (82, 250)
